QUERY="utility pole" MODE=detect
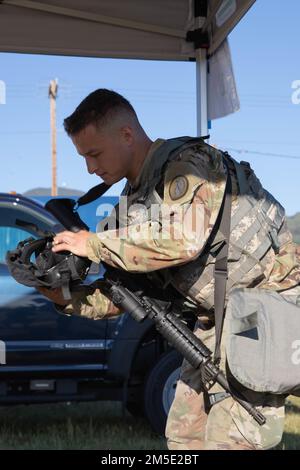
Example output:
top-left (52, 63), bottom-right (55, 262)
top-left (48, 79), bottom-right (58, 196)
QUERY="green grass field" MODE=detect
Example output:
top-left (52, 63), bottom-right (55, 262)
top-left (0, 401), bottom-right (165, 450)
top-left (0, 397), bottom-right (299, 450)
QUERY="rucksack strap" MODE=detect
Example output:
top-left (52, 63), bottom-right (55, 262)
top-left (213, 162), bottom-right (232, 364)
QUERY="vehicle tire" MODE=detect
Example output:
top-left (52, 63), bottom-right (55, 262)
top-left (126, 400), bottom-right (145, 418)
top-left (144, 349), bottom-right (182, 435)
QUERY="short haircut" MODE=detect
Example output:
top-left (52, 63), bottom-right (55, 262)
top-left (64, 88), bottom-right (137, 135)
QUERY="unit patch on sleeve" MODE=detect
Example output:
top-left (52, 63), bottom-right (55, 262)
top-left (169, 175), bottom-right (189, 201)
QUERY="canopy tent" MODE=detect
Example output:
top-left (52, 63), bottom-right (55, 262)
top-left (0, 0), bottom-right (256, 133)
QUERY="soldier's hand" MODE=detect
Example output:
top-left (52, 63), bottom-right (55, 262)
top-left (52, 230), bottom-right (91, 257)
top-left (37, 287), bottom-right (69, 306)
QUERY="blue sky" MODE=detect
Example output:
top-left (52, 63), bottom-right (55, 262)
top-left (0, 0), bottom-right (299, 215)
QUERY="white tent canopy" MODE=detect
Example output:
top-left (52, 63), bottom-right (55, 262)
top-left (0, 0), bottom-right (255, 59)
top-left (0, 0), bottom-right (256, 132)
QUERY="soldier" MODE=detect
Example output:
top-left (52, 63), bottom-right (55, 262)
top-left (39, 89), bottom-right (300, 450)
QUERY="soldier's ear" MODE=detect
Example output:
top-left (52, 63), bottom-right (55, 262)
top-left (120, 125), bottom-right (134, 146)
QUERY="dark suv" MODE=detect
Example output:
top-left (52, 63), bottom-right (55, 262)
top-left (0, 192), bottom-right (185, 434)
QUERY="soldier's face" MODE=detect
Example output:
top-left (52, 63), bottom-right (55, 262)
top-left (71, 123), bottom-right (134, 185)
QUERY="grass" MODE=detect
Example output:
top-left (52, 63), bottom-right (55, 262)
top-left (0, 397), bottom-right (299, 450)
top-left (0, 401), bottom-right (166, 450)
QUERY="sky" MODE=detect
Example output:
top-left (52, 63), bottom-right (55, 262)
top-left (0, 0), bottom-right (299, 215)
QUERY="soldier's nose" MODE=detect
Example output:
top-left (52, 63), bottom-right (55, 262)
top-left (85, 157), bottom-right (97, 175)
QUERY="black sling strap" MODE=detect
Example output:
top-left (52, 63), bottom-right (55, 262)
top-left (75, 182), bottom-right (112, 208)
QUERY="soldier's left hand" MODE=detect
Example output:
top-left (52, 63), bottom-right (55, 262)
top-left (52, 230), bottom-right (91, 257)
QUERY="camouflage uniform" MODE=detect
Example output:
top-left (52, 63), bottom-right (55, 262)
top-left (62, 138), bottom-right (300, 450)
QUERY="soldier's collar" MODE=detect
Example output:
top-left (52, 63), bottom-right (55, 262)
top-left (131, 138), bottom-right (166, 191)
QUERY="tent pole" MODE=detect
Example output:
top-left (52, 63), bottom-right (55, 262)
top-left (196, 47), bottom-right (208, 137)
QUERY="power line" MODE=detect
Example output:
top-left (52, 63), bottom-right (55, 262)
top-left (215, 139), bottom-right (300, 146)
top-left (0, 129), bottom-right (64, 135)
top-left (222, 147), bottom-right (300, 160)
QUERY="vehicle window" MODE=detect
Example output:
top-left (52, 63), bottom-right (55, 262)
top-left (0, 203), bottom-right (58, 233)
top-left (0, 226), bottom-right (38, 307)
top-left (0, 226), bottom-right (35, 264)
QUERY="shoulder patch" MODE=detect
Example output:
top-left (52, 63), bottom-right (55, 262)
top-left (169, 175), bottom-right (189, 201)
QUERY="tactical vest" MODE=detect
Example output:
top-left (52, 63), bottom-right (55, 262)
top-left (99, 137), bottom-right (288, 311)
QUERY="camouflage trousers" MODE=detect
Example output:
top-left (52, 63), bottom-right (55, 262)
top-left (166, 286), bottom-right (300, 451)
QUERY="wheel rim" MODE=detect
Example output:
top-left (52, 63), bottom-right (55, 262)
top-left (162, 367), bottom-right (180, 415)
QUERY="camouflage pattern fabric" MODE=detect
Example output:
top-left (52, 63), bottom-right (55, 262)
top-left (166, 284), bottom-right (300, 450)
top-left (62, 138), bottom-right (300, 450)
top-left (166, 319), bottom-right (286, 450)
top-left (86, 140), bottom-right (228, 272)
top-left (86, 140), bottom-right (300, 304)
top-left (62, 280), bottom-right (123, 319)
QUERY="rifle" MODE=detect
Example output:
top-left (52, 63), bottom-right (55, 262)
top-left (102, 275), bottom-right (266, 426)
top-left (45, 197), bottom-right (266, 426)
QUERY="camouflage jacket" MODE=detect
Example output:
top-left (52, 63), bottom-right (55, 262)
top-left (63, 138), bottom-right (300, 319)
